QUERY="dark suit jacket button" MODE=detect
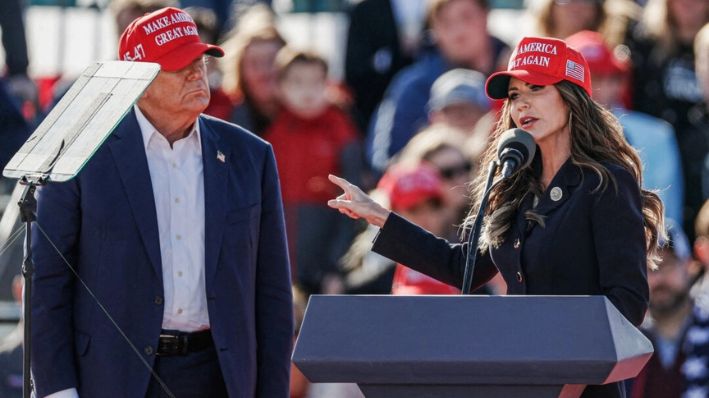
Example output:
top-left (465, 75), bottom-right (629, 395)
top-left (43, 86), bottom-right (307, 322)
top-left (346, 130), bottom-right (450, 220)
top-left (516, 272), bottom-right (523, 282)
top-left (144, 346), bottom-right (154, 356)
top-left (154, 296), bottom-right (163, 305)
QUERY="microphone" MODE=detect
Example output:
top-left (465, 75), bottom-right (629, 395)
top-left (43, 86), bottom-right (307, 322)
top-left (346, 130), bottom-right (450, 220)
top-left (496, 129), bottom-right (536, 178)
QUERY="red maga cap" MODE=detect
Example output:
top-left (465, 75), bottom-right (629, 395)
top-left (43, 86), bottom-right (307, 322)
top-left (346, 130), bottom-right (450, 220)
top-left (485, 36), bottom-right (592, 100)
top-left (377, 164), bottom-right (444, 212)
top-left (565, 30), bottom-right (629, 76)
top-left (118, 7), bottom-right (224, 72)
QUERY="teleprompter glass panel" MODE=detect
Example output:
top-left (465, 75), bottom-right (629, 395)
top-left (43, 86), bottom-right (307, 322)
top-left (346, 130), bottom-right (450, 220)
top-left (3, 61), bottom-right (159, 182)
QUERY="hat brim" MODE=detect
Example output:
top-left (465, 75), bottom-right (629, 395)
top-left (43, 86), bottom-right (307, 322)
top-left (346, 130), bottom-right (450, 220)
top-left (156, 41), bottom-right (225, 72)
top-left (485, 70), bottom-right (562, 100)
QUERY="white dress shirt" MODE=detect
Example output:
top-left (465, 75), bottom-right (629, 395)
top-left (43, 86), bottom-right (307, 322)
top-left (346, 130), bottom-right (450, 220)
top-left (135, 105), bottom-right (209, 332)
top-left (43, 107), bottom-right (208, 398)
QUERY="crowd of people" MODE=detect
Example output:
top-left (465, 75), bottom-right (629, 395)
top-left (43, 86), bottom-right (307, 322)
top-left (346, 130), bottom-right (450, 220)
top-left (0, 0), bottom-right (708, 397)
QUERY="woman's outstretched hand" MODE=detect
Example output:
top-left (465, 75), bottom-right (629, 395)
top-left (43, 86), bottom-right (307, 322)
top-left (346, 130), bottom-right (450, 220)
top-left (327, 174), bottom-right (391, 228)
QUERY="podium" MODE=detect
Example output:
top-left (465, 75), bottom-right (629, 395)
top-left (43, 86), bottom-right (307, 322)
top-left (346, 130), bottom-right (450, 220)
top-left (292, 295), bottom-right (653, 398)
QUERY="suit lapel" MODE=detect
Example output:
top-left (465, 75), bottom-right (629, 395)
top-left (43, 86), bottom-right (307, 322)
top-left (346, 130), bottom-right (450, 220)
top-left (108, 110), bottom-right (163, 281)
top-left (200, 118), bottom-right (229, 288)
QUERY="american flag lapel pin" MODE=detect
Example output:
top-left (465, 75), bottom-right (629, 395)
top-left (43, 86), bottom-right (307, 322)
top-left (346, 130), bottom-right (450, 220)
top-left (217, 150), bottom-right (225, 163)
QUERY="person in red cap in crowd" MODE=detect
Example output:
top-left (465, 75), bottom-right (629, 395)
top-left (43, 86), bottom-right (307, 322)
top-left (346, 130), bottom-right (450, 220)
top-left (565, 30), bottom-right (685, 230)
top-left (379, 164), bottom-right (461, 295)
top-left (31, 7), bottom-right (292, 398)
top-left (328, 35), bottom-right (665, 398)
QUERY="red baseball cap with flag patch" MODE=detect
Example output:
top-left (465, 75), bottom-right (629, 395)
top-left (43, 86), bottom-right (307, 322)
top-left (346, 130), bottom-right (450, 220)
top-left (485, 36), bottom-right (592, 100)
top-left (118, 7), bottom-right (224, 72)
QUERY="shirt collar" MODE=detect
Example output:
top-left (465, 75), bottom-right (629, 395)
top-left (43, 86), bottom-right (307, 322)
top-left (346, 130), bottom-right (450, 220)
top-left (133, 105), bottom-right (202, 153)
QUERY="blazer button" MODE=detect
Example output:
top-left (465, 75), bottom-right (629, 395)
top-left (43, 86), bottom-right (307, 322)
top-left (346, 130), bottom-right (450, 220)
top-left (144, 346), bottom-right (154, 356)
top-left (154, 296), bottom-right (163, 305)
top-left (513, 238), bottom-right (520, 249)
top-left (516, 272), bottom-right (523, 283)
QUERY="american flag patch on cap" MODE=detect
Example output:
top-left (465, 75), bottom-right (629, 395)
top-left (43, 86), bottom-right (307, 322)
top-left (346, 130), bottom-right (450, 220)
top-left (565, 60), bottom-right (585, 82)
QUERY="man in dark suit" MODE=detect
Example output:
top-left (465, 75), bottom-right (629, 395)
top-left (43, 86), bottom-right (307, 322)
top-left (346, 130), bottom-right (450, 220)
top-left (30, 7), bottom-right (293, 398)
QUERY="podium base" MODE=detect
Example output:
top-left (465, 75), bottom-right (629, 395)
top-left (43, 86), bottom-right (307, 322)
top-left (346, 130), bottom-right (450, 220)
top-left (359, 383), bottom-right (586, 398)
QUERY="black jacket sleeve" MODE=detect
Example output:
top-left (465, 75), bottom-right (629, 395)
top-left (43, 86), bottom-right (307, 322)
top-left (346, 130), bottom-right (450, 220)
top-left (371, 212), bottom-right (498, 291)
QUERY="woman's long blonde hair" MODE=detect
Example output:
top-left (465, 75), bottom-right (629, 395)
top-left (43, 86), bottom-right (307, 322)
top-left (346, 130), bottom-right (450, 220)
top-left (218, 4), bottom-right (286, 101)
top-left (465, 81), bottom-right (665, 269)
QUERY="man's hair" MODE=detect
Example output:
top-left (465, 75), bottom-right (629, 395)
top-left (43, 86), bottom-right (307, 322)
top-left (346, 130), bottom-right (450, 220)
top-left (696, 200), bottom-right (709, 239)
top-left (275, 48), bottom-right (328, 81)
top-left (426, 0), bottom-right (489, 25)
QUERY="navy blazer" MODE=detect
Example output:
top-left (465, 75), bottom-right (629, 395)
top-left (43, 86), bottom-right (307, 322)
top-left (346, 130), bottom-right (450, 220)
top-left (30, 111), bottom-right (293, 398)
top-left (372, 158), bottom-right (648, 398)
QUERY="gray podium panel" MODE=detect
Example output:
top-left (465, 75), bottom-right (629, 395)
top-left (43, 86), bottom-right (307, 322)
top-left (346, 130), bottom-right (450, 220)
top-left (359, 384), bottom-right (586, 398)
top-left (292, 295), bottom-right (653, 398)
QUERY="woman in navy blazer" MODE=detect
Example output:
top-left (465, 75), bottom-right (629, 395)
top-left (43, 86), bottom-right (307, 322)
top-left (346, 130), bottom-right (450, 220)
top-left (328, 36), bottom-right (665, 398)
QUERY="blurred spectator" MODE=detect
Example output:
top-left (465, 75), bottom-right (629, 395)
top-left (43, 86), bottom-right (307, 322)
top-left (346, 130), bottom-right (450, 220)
top-left (396, 125), bottom-right (472, 238)
top-left (180, 0), bottom-right (272, 39)
top-left (0, 0), bottom-right (29, 79)
top-left (566, 30), bottom-right (684, 225)
top-left (1, 0), bottom-right (37, 124)
top-left (185, 6), bottom-right (234, 120)
top-left (264, 49), bottom-right (360, 295)
top-left (691, 24), bottom-right (709, 236)
top-left (381, 164), bottom-right (461, 295)
top-left (0, 79), bottom-right (29, 176)
top-left (630, 219), bottom-right (696, 398)
top-left (695, 200), bottom-right (709, 289)
top-left (0, 275), bottom-right (22, 398)
top-left (110, 0), bottom-right (179, 35)
top-left (427, 68), bottom-right (491, 132)
top-left (627, 0), bottom-right (708, 125)
top-left (344, 0), bottom-right (426, 132)
top-left (394, 124), bottom-right (504, 294)
top-left (366, 0), bottom-right (510, 173)
top-left (179, 0), bottom-right (233, 37)
top-left (533, 0), bottom-right (640, 46)
top-left (426, 68), bottom-right (492, 158)
top-left (220, 4), bottom-right (286, 135)
top-left (628, 0), bottom-right (709, 241)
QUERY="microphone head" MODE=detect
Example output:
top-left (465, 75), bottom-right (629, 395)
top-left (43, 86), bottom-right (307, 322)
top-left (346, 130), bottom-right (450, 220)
top-left (496, 128), bottom-right (536, 170)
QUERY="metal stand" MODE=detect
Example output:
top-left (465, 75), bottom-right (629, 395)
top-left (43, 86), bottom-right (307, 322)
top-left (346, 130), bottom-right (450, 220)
top-left (18, 175), bottom-right (47, 398)
top-left (461, 161), bottom-right (499, 295)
